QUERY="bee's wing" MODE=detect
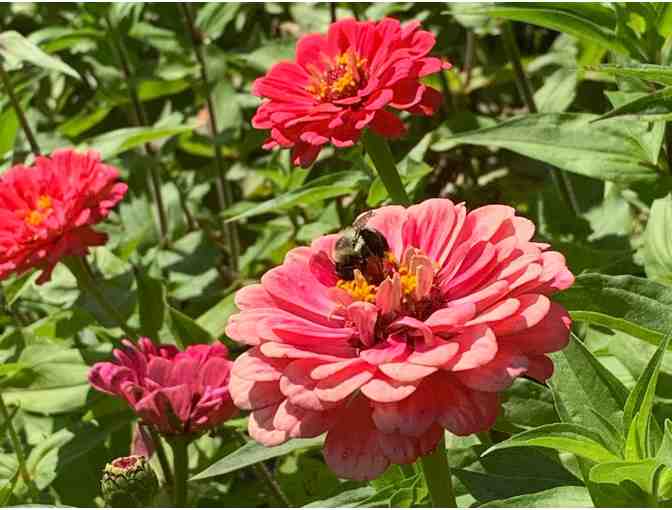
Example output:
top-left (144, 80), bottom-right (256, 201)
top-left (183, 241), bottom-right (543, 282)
top-left (353, 210), bottom-right (374, 229)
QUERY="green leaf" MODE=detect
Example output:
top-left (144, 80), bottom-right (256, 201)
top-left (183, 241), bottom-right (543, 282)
top-left (432, 113), bottom-right (662, 184)
top-left (134, 266), bottom-right (166, 340)
top-left (485, 423), bottom-right (620, 463)
top-left (0, 104), bottom-right (19, 156)
top-left (85, 124), bottom-right (196, 159)
top-left (643, 194), bottom-right (672, 284)
top-left (196, 291), bottom-right (237, 338)
top-left (0, 30), bottom-right (79, 78)
top-left (557, 273), bottom-right (672, 346)
top-left (196, 3), bottom-right (241, 40)
top-left (590, 459), bottom-right (664, 495)
top-left (480, 486), bottom-right (594, 508)
top-left (549, 334), bottom-right (628, 451)
top-left (623, 333), bottom-right (671, 459)
top-left (303, 487), bottom-right (376, 507)
top-left (2, 271), bottom-right (37, 308)
top-left (589, 63), bottom-right (672, 86)
top-left (453, 3), bottom-right (636, 57)
top-left (593, 86), bottom-right (672, 122)
top-left (167, 306), bottom-right (216, 348)
top-left (190, 436), bottom-right (324, 481)
top-left (225, 171), bottom-right (369, 222)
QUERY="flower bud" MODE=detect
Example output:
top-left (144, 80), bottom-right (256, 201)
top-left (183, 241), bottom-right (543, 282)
top-left (101, 455), bottom-right (158, 507)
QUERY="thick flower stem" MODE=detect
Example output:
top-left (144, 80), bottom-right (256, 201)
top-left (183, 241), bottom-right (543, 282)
top-left (419, 437), bottom-right (457, 508)
top-left (0, 61), bottom-right (41, 156)
top-left (0, 394), bottom-right (41, 502)
top-left (361, 130), bottom-right (411, 206)
top-left (64, 256), bottom-right (136, 339)
top-left (148, 428), bottom-right (174, 487)
top-left (169, 437), bottom-right (189, 508)
top-left (500, 21), bottom-right (580, 217)
top-left (179, 2), bottom-right (241, 272)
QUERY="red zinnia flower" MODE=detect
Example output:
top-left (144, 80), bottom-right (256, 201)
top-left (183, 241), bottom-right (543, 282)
top-left (0, 149), bottom-right (127, 284)
top-left (89, 338), bottom-right (238, 436)
top-left (252, 18), bottom-right (450, 167)
top-left (226, 199), bottom-right (574, 480)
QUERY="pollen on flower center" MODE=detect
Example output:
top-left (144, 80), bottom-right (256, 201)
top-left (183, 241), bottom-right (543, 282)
top-left (337, 270), bottom-right (377, 302)
top-left (307, 51), bottom-right (367, 102)
top-left (23, 194), bottom-right (53, 226)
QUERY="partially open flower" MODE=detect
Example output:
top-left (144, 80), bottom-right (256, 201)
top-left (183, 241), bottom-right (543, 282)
top-left (226, 199), bottom-right (574, 480)
top-left (252, 18), bottom-right (451, 167)
top-left (0, 149), bottom-right (127, 284)
top-left (89, 338), bottom-right (238, 437)
top-left (101, 455), bottom-right (158, 508)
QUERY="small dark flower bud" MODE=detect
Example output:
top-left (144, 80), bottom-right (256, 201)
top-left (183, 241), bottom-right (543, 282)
top-left (101, 455), bottom-right (158, 507)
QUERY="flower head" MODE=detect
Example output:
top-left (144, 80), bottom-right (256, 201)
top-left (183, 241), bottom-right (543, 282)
top-left (252, 18), bottom-right (450, 167)
top-left (89, 338), bottom-right (238, 436)
top-left (226, 199), bottom-right (574, 480)
top-left (0, 149), bottom-right (127, 284)
top-left (101, 455), bottom-right (158, 508)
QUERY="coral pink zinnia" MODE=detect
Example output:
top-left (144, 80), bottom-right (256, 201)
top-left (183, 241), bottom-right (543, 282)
top-left (252, 18), bottom-right (450, 167)
top-left (0, 149), bottom-right (127, 284)
top-left (226, 199), bottom-right (574, 480)
top-left (89, 338), bottom-right (238, 436)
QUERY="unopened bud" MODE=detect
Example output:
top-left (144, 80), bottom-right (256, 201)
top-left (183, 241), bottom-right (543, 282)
top-left (101, 455), bottom-right (158, 507)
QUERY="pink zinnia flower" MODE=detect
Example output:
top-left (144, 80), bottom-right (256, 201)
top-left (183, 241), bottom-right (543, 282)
top-left (89, 338), bottom-right (238, 436)
top-left (226, 199), bottom-right (574, 480)
top-left (0, 149), bottom-right (127, 284)
top-left (252, 18), bottom-right (450, 167)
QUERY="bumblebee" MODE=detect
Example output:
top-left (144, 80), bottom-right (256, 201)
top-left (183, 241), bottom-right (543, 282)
top-left (333, 212), bottom-right (389, 283)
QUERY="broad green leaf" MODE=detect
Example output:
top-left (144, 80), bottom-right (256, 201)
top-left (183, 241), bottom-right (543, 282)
top-left (225, 171), bottom-right (369, 222)
top-left (657, 420), bottom-right (672, 467)
top-left (480, 486), bottom-right (594, 507)
top-left (534, 68), bottom-right (577, 113)
top-left (549, 334), bottom-right (628, 451)
top-left (303, 487), bottom-right (376, 507)
top-left (2, 344), bottom-right (90, 414)
top-left (453, 3), bottom-right (636, 57)
top-left (167, 306), bottom-right (216, 348)
top-left (85, 124), bottom-right (196, 160)
top-left (134, 267), bottom-right (166, 340)
top-left (196, 291), bottom-right (237, 338)
top-left (590, 459), bottom-right (664, 495)
top-left (2, 271), bottom-right (37, 307)
top-left (190, 436), bottom-right (324, 481)
top-left (557, 273), bottom-right (672, 345)
top-left (0, 31), bottom-right (79, 78)
top-left (432, 113), bottom-right (662, 184)
top-left (196, 3), bottom-right (240, 40)
top-left (497, 378), bottom-right (559, 433)
top-left (485, 423), bottom-right (620, 462)
top-left (589, 63), bottom-right (672, 86)
top-left (0, 105), bottom-right (19, 156)
top-left (643, 194), bottom-right (672, 284)
top-left (593, 86), bottom-right (672, 122)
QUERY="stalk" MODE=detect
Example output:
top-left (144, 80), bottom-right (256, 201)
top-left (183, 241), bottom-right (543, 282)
top-left (103, 15), bottom-right (169, 243)
top-left (501, 21), bottom-right (580, 216)
top-left (361, 130), bottom-right (411, 206)
top-left (419, 436), bottom-right (457, 508)
top-left (0, 394), bottom-right (41, 502)
top-left (179, 2), bottom-right (241, 272)
top-left (0, 61), bottom-right (41, 156)
top-left (169, 437), bottom-right (189, 507)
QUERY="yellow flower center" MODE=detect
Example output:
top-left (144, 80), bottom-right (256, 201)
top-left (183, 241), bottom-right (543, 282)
top-left (399, 267), bottom-right (417, 296)
top-left (307, 51), bottom-right (368, 102)
top-left (23, 195), bottom-right (53, 226)
top-left (337, 270), bottom-right (377, 303)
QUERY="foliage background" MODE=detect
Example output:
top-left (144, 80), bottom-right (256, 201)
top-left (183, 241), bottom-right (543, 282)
top-left (2, 2), bottom-right (672, 507)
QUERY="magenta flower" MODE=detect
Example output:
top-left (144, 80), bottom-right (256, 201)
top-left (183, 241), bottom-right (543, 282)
top-left (89, 338), bottom-right (238, 436)
top-left (226, 199), bottom-right (574, 480)
top-left (252, 17), bottom-right (451, 167)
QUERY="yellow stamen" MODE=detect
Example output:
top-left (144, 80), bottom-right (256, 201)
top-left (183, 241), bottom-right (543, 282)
top-left (25, 210), bottom-right (45, 226)
top-left (36, 195), bottom-right (52, 210)
top-left (23, 194), bottom-right (53, 226)
top-left (337, 270), bottom-right (377, 303)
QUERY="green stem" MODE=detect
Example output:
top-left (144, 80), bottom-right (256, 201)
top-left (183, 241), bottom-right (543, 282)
top-left (361, 130), bottom-right (411, 206)
top-left (419, 436), bottom-right (457, 508)
top-left (64, 256), bottom-right (136, 339)
top-left (0, 61), bottom-right (41, 156)
top-left (169, 437), bottom-right (189, 508)
top-left (0, 394), bottom-right (40, 502)
top-left (148, 428), bottom-right (174, 487)
top-left (501, 21), bottom-right (580, 217)
top-left (179, 2), bottom-right (240, 272)
top-left (103, 15), bottom-right (169, 244)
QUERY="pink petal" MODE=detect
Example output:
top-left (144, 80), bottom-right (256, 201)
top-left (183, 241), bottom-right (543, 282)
top-left (443, 325), bottom-right (498, 372)
top-left (315, 363), bottom-right (376, 402)
top-left (273, 400), bottom-right (336, 438)
top-left (499, 302), bottom-right (571, 355)
top-left (249, 403), bottom-right (290, 446)
top-left (526, 354), bottom-right (555, 382)
top-left (228, 373), bottom-right (284, 411)
top-left (280, 359), bottom-right (333, 411)
top-left (433, 375), bottom-right (500, 436)
top-left (360, 374), bottom-right (420, 403)
top-left (456, 348), bottom-right (529, 391)
top-left (378, 362), bottom-right (437, 381)
top-left (490, 294), bottom-right (550, 336)
top-left (359, 337), bottom-right (409, 365)
top-left (406, 338), bottom-right (460, 367)
top-left (372, 381), bottom-right (437, 437)
top-left (424, 303), bottom-right (476, 333)
top-left (231, 348), bottom-right (285, 382)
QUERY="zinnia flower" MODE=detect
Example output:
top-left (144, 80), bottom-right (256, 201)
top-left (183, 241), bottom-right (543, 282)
top-left (226, 199), bottom-right (574, 480)
top-left (252, 18), bottom-right (450, 167)
top-left (89, 338), bottom-right (238, 436)
top-left (0, 149), bottom-right (127, 284)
